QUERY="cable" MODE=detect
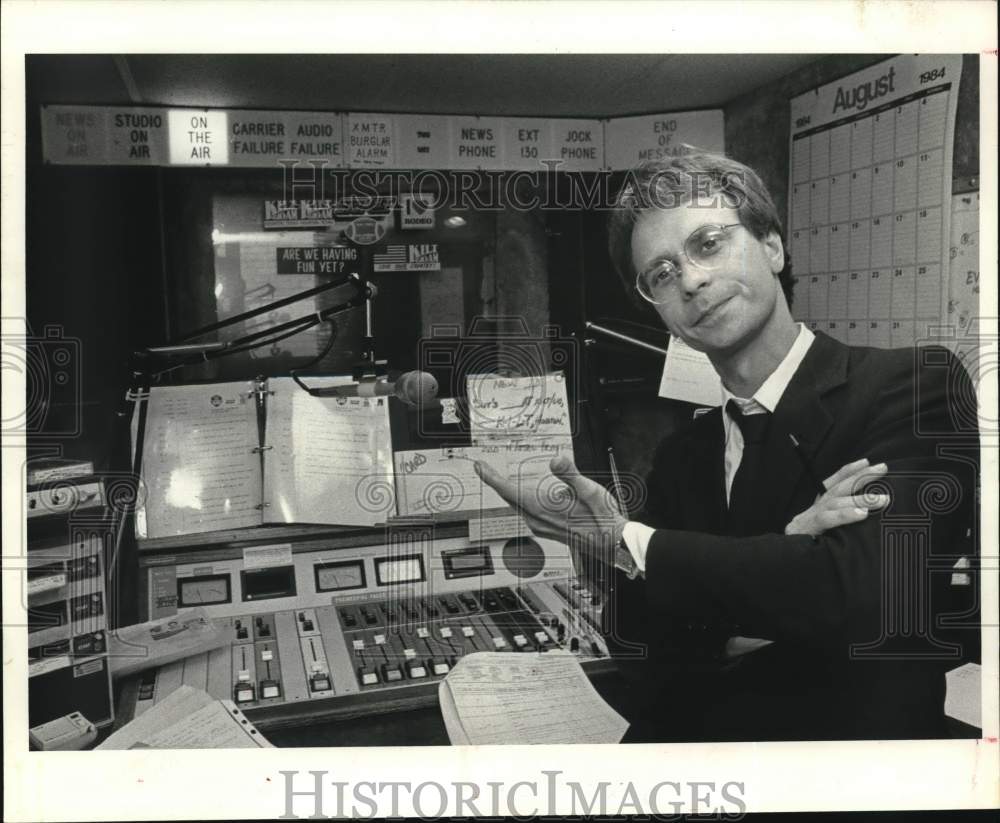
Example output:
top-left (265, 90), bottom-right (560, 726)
top-left (289, 319), bottom-right (341, 395)
top-left (147, 315), bottom-right (322, 380)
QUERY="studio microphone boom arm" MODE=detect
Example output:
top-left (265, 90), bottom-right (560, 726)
top-left (584, 321), bottom-right (668, 356)
top-left (134, 273), bottom-right (373, 373)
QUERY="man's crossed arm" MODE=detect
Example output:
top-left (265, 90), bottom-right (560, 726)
top-left (473, 454), bottom-right (889, 568)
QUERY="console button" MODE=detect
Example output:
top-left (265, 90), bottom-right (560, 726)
top-left (381, 664), bottom-right (404, 683)
top-left (309, 671), bottom-right (331, 692)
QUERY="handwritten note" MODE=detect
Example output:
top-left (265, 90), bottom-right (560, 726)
top-left (439, 651), bottom-right (628, 745)
top-left (264, 377), bottom-right (395, 525)
top-left (466, 373), bottom-right (572, 445)
top-left (394, 446), bottom-right (505, 517)
top-left (394, 442), bottom-right (573, 518)
top-left (454, 373), bottom-right (577, 520)
top-left (658, 337), bottom-right (722, 407)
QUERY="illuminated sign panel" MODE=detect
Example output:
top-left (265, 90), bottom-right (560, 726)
top-left (450, 117), bottom-right (505, 170)
top-left (167, 110), bottom-right (229, 165)
top-left (604, 110), bottom-right (726, 169)
top-left (550, 119), bottom-right (605, 172)
top-left (345, 113), bottom-right (395, 168)
top-left (106, 108), bottom-right (169, 165)
top-left (40, 105), bottom-right (723, 172)
top-left (41, 106), bottom-right (108, 165)
top-left (228, 110), bottom-right (344, 168)
top-left (395, 114), bottom-right (451, 169)
top-left (500, 117), bottom-right (553, 170)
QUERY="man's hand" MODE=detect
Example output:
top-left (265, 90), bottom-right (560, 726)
top-left (474, 455), bottom-right (627, 565)
top-left (784, 458), bottom-right (890, 537)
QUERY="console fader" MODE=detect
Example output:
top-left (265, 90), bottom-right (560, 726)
top-left (120, 529), bottom-right (612, 730)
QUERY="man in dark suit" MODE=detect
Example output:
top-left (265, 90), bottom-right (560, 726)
top-left (475, 153), bottom-right (980, 741)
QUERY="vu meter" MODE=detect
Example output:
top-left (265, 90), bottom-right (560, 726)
top-left (314, 560), bottom-right (366, 592)
top-left (178, 574), bottom-right (232, 606)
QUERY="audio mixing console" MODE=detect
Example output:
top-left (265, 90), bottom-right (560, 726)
top-left (118, 527), bottom-right (614, 730)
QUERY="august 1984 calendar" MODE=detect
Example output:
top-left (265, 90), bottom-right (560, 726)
top-left (788, 55), bottom-right (962, 348)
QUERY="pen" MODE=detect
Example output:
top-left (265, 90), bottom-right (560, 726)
top-left (787, 433), bottom-right (826, 497)
top-left (607, 446), bottom-right (628, 516)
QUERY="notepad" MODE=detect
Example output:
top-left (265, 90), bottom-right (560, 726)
top-left (393, 441), bottom-right (573, 519)
top-left (98, 685), bottom-right (273, 749)
top-left (438, 651), bottom-right (628, 745)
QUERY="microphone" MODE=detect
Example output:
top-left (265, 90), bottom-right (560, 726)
top-left (317, 370), bottom-right (439, 407)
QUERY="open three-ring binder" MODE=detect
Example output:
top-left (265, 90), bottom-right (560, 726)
top-left (132, 376), bottom-right (395, 539)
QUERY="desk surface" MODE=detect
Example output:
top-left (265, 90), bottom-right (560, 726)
top-left (264, 669), bottom-right (633, 747)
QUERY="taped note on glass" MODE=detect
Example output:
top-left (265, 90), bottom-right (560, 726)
top-left (466, 372), bottom-right (572, 445)
top-left (658, 337), bottom-right (722, 407)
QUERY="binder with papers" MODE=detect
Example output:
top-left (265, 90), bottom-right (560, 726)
top-left (133, 376), bottom-right (395, 539)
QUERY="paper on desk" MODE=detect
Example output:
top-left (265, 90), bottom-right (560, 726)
top-left (98, 685), bottom-right (273, 749)
top-left (658, 337), bottom-right (722, 407)
top-left (439, 651), bottom-right (628, 745)
top-left (945, 662), bottom-right (982, 729)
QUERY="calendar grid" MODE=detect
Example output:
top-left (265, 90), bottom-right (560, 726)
top-left (788, 76), bottom-right (956, 349)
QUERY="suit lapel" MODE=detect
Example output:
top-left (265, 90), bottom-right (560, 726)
top-left (680, 408), bottom-right (728, 531)
top-left (674, 333), bottom-right (852, 533)
top-left (766, 332), bottom-right (851, 521)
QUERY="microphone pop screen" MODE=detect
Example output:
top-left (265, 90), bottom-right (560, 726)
top-left (349, 370), bottom-right (439, 407)
top-left (393, 370), bottom-right (439, 406)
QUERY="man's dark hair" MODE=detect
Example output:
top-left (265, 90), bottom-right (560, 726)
top-left (607, 152), bottom-right (795, 309)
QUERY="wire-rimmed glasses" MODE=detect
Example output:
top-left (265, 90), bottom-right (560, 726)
top-left (635, 222), bottom-right (743, 305)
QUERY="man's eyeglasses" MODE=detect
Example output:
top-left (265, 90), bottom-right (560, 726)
top-left (635, 223), bottom-right (743, 305)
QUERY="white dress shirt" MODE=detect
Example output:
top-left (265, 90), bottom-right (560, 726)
top-left (622, 324), bottom-right (815, 572)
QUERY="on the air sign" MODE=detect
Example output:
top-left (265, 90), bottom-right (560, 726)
top-left (168, 110), bottom-right (229, 165)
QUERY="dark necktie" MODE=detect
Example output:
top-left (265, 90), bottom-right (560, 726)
top-left (726, 399), bottom-right (772, 534)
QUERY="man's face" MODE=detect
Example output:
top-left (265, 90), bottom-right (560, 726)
top-left (630, 204), bottom-right (785, 356)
